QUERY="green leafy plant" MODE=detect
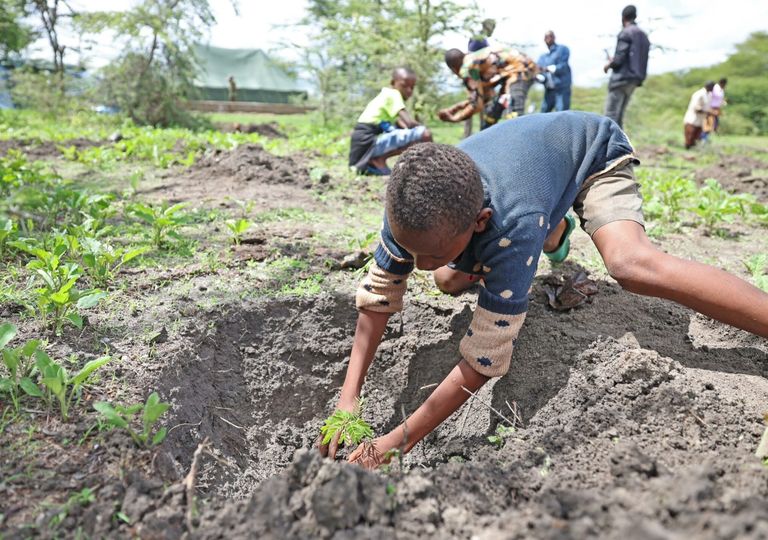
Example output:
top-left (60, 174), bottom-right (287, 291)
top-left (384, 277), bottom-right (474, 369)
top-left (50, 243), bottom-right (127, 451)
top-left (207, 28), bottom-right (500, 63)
top-left (487, 424), bottom-right (516, 449)
top-left (320, 398), bottom-right (374, 447)
top-left (690, 179), bottom-right (753, 235)
top-left (94, 392), bottom-right (171, 448)
top-left (11, 238), bottom-right (107, 333)
top-left (0, 219), bottom-right (15, 259)
top-left (0, 323), bottom-right (43, 412)
top-left (79, 237), bottom-right (149, 287)
top-left (129, 202), bottom-right (188, 248)
top-left (34, 350), bottom-right (111, 421)
top-left (743, 253), bottom-right (768, 292)
top-left (225, 218), bottom-right (253, 245)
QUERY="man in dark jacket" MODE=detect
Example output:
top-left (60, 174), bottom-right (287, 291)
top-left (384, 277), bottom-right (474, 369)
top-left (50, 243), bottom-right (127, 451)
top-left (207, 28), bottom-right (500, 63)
top-left (603, 5), bottom-right (650, 128)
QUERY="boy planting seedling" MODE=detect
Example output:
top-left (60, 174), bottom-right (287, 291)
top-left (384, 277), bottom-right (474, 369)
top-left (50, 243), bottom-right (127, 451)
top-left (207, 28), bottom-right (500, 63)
top-left (318, 111), bottom-right (768, 469)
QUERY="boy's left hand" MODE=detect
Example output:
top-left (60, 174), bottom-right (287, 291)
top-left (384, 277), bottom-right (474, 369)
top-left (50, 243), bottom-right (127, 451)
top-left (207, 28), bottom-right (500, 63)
top-left (347, 437), bottom-right (391, 470)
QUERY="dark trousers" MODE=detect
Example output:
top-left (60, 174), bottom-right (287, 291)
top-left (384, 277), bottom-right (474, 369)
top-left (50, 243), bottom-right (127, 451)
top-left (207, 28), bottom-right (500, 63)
top-left (604, 82), bottom-right (639, 128)
top-left (541, 88), bottom-right (571, 112)
top-left (684, 124), bottom-right (702, 149)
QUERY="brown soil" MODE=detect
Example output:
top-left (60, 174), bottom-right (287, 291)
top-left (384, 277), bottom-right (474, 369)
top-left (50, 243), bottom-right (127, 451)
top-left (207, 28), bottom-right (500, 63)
top-left (695, 155), bottom-right (768, 202)
top-left (214, 122), bottom-right (286, 138)
top-left (138, 144), bottom-right (313, 208)
top-left (0, 138), bottom-right (103, 160)
top-left (2, 145), bottom-right (767, 539)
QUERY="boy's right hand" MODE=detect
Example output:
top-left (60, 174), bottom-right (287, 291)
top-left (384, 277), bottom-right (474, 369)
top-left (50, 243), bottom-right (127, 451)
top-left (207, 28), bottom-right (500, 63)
top-left (316, 400), bottom-right (357, 459)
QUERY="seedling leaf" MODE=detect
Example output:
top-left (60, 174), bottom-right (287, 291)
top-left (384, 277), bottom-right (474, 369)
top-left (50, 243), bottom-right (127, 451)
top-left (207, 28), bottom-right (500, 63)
top-left (0, 323), bottom-right (16, 350)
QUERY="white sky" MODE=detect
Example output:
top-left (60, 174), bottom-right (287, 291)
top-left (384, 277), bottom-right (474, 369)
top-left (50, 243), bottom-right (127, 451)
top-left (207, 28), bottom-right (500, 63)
top-left (27, 0), bottom-right (768, 88)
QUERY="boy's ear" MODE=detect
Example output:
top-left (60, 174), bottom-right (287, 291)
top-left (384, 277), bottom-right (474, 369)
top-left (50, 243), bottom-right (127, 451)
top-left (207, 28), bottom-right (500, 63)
top-left (473, 208), bottom-right (493, 232)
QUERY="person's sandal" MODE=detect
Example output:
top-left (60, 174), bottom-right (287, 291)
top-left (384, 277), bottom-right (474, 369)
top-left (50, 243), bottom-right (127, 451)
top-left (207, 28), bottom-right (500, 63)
top-left (365, 165), bottom-right (392, 176)
top-left (544, 214), bottom-right (576, 263)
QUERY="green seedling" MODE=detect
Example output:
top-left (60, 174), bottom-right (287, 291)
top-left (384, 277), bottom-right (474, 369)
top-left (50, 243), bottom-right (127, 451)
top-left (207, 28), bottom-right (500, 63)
top-left (0, 219), bottom-right (15, 259)
top-left (0, 323), bottom-right (43, 412)
top-left (11, 238), bottom-right (107, 334)
top-left (129, 202), bottom-right (188, 249)
top-left (35, 350), bottom-right (111, 421)
top-left (225, 218), bottom-right (253, 245)
top-left (79, 237), bottom-right (149, 287)
top-left (743, 253), bottom-right (768, 292)
top-left (487, 424), bottom-right (516, 449)
top-left (94, 391), bottom-right (170, 448)
top-left (690, 179), bottom-right (753, 235)
top-left (320, 398), bottom-right (374, 447)
top-left (756, 413), bottom-right (768, 466)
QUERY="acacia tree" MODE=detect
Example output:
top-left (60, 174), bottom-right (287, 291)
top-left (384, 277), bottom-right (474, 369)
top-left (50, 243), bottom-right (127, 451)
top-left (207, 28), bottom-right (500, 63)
top-left (297, 0), bottom-right (478, 123)
top-left (0, 3), bottom-right (34, 61)
top-left (78, 0), bottom-right (226, 126)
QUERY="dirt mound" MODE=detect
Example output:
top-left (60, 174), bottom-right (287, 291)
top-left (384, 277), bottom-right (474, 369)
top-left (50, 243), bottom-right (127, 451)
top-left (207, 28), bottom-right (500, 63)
top-left (140, 144), bottom-right (313, 207)
top-left (695, 155), bottom-right (768, 202)
top-left (188, 336), bottom-right (768, 539)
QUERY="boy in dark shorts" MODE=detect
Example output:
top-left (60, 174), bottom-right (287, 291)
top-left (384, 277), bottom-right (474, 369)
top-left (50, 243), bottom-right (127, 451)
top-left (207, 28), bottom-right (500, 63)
top-left (320, 111), bottom-right (768, 467)
top-left (349, 67), bottom-right (432, 175)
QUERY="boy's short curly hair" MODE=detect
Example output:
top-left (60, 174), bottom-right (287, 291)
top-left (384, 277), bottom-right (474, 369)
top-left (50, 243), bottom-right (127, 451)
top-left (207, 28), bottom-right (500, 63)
top-left (386, 143), bottom-right (485, 235)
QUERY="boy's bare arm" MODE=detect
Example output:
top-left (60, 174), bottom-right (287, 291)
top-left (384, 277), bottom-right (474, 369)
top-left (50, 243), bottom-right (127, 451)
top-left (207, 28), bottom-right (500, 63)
top-left (348, 359), bottom-right (489, 467)
top-left (318, 308), bottom-right (390, 458)
top-left (396, 109), bottom-right (421, 129)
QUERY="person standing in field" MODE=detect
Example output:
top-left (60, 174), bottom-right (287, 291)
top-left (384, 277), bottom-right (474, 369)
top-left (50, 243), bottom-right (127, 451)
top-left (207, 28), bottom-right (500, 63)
top-left (603, 5), bottom-right (650, 128)
top-left (684, 81), bottom-right (715, 149)
top-left (537, 31), bottom-right (572, 112)
top-left (709, 77), bottom-right (728, 133)
top-left (227, 76), bottom-right (237, 102)
top-left (468, 18), bottom-right (496, 52)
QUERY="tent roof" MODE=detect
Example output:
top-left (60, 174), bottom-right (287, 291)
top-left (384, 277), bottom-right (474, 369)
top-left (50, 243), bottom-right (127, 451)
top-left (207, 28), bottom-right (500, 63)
top-left (194, 44), bottom-right (301, 93)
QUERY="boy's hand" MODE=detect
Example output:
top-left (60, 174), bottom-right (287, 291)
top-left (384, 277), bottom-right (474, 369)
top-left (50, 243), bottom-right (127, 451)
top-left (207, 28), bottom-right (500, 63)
top-left (347, 438), bottom-right (389, 470)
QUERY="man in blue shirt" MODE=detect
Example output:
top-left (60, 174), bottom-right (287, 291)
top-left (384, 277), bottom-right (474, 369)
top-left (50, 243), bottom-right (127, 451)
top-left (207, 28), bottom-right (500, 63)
top-left (537, 31), bottom-right (572, 112)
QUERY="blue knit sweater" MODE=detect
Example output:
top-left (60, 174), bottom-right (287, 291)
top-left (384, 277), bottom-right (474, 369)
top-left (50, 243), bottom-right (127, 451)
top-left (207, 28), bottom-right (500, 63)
top-left (367, 111), bottom-right (636, 376)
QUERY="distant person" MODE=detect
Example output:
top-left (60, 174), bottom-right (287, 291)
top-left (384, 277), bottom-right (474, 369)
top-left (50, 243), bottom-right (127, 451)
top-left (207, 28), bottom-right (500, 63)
top-left (684, 81), bottom-right (715, 149)
top-left (348, 67), bottom-right (432, 176)
top-left (439, 46), bottom-right (538, 130)
top-left (468, 18), bottom-right (496, 52)
top-left (228, 76), bottom-right (237, 102)
top-left (537, 30), bottom-right (572, 112)
top-left (603, 5), bottom-right (650, 128)
top-left (709, 77), bottom-right (728, 133)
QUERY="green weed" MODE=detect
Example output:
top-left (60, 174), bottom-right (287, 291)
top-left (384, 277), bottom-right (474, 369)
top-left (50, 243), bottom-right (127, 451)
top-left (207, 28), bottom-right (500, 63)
top-left (34, 350), bottom-right (111, 421)
top-left (743, 253), bottom-right (768, 291)
top-left (94, 391), bottom-right (170, 448)
top-left (11, 238), bottom-right (107, 334)
top-left (487, 424), bottom-right (516, 449)
top-left (128, 202), bottom-right (188, 249)
top-left (79, 237), bottom-right (149, 287)
top-left (690, 179), bottom-right (753, 235)
top-left (225, 218), bottom-right (253, 245)
top-left (0, 323), bottom-right (43, 412)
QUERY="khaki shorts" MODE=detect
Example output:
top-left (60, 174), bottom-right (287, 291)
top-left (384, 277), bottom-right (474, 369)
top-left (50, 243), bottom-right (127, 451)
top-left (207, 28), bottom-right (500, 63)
top-left (572, 156), bottom-right (645, 236)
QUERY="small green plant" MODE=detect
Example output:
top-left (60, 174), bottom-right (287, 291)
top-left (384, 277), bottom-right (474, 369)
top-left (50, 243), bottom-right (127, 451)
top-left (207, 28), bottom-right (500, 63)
top-left (743, 253), bottom-right (768, 292)
top-left (0, 323), bottom-right (43, 412)
top-left (320, 398), bottom-right (374, 447)
top-left (128, 202), bottom-right (188, 249)
top-left (487, 424), bottom-right (516, 449)
top-left (11, 238), bottom-right (107, 333)
top-left (690, 179), bottom-right (753, 235)
top-left (756, 413), bottom-right (768, 466)
top-left (225, 218), bottom-right (253, 245)
top-left (0, 219), bottom-right (15, 259)
top-left (34, 350), bottom-right (111, 421)
top-left (94, 391), bottom-right (171, 448)
top-left (79, 237), bottom-right (149, 287)
top-left (47, 487), bottom-right (97, 529)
